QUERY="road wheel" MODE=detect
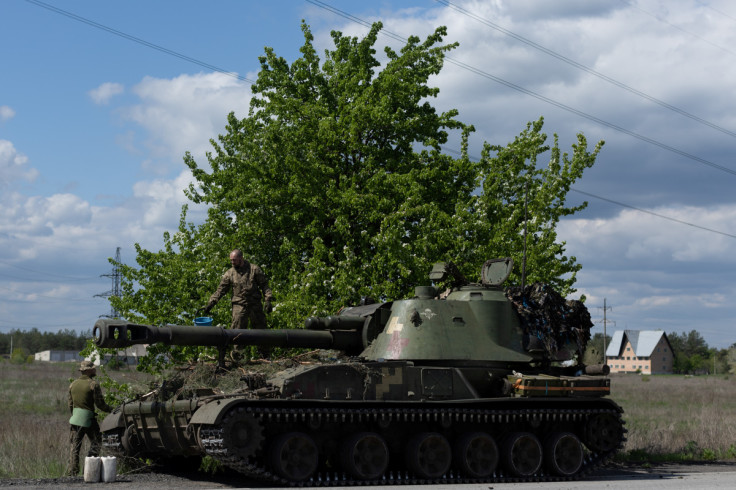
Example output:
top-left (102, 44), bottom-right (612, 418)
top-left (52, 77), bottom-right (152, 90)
top-left (405, 432), bottom-right (452, 479)
top-left (584, 413), bottom-right (623, 452)
top-left (545, 432), bottom-right (584, 476)
top-left (269, 432), bottom-right (319, 482)
top-left (454, 431), bottom-right (498, 478)
top-left (121, 424), bottom-right (145, 456)
top-left (503, 432), bottom-right (542, 477)
top-left (220, 408), bottom-right (264, 459)
top-left (340, 432), bottom-right (389, 480)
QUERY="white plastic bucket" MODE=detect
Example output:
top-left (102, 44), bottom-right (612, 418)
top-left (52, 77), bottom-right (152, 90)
top-left (101, 456), bottom-right (117, 482)
top-left (83, 456), bottom-right (101, 482)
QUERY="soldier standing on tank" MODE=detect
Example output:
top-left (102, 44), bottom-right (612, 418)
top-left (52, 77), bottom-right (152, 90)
top-left (203, 249), bottom-right (273, 359)
top-left (67, 360), bottom-right (113, 476)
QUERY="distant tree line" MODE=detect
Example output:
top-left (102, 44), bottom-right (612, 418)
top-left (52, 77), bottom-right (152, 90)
top-left (585, 330), bottom-right (734, 375)
top-left (0, 328), bottom-right (91, 357)
top-left (667, 330), bottom-right (732, 375)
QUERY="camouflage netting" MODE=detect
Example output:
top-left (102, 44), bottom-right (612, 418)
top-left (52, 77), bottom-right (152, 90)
top-left (135, 350), bottom-right (351, 402)
top-left (505, 283), bottom-right (593, 360)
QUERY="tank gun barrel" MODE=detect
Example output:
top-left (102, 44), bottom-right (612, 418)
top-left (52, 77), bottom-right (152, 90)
top-left (93, 318), bottom-right (364, 352)
top-left (304, 315), bottom-right (366, 330)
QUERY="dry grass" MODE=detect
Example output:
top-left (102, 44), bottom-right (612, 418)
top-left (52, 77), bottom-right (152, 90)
top-left (1, 361), bottom-right (735, 478)
top-left (611, 374), bottom-right (736, 460)
top-left (0, 362), bottom-right (76, 478)
top-left (0, 361), bottom-right (154, 478)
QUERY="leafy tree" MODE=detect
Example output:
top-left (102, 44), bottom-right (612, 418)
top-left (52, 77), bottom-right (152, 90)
top-left (727, 344), bottom-right (736, 374)
top-left (10, 347), bottom-right (30, 364)
top-left (672, 351), bottom-right (691, 374)
top-left (669, 330), bottom-right (709, 360)
top-left (709, 348), bottom-right (729, 375)
top-left (466, 121), bottom-right (600, 292)
top-left (111, 22), bottom-right (602, 373)
top-left (0, 329), bottom-right (89, 355)
top-left (583, 333), bottom-right (611, 365)
top-left (669, 330), bottom-right (722, 374)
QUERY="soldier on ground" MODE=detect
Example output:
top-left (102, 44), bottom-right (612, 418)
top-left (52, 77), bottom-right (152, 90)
top-left (67, 360), bottom-right (112, 476)
top-left (203, 249), bottom-right (273, 359)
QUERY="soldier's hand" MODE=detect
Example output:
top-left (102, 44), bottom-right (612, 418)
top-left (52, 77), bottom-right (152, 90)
top-left (264, 301), bottom-right (273, 314)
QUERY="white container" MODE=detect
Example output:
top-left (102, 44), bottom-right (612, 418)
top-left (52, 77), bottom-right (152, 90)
top-left (101, 456), bottom-right (117, 483)
top-left (83, 456), bottom-right (101, 483)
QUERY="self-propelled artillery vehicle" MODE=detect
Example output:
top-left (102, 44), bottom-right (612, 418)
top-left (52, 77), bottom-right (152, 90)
top-left (94, 258), bottom-right (624, 485)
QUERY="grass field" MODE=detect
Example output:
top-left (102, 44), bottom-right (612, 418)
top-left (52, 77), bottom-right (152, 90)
top-left (611, 373), bottom-right (736, 462)
top-left (1, 360), bottom-right (735, 478)
top-left (0, 360), bottom-right (155, 479)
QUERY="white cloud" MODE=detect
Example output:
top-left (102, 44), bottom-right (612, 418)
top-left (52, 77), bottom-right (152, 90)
top-left (0, 193), bottom-right (92, 255)
top-left (633, 295), bottom-right (674, 309)
top-left (123, 72), bottom-right (253, 162)
top-left (131, 169), bottom-right (204, 228)
top-left (0, 72), bottom-right (232, 268)
top-left (560, 204), bottom-right (736, 267)
top-left (0, 105), bottom-right (15, 121)
top-left (559, 202), bottom-right (736, 347)
top-left (0, 139), bottom-right (38, 187)
top-left (88, 82), bottom-right (124, 105)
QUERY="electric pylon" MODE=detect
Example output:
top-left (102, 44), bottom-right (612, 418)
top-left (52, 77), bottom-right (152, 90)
top-left (95, 247), bottom-right (122, 319)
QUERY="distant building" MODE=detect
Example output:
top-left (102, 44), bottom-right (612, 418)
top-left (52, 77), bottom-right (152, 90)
top-left (86, 344), bottom-right (148, 366)
top-left (34, 350), bottom-right (85, 363)
top-left (605, 330), bottom-right (674, 374)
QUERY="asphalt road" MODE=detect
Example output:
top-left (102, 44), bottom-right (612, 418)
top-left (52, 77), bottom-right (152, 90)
top-left (1, 463), bottom-right (735, 489)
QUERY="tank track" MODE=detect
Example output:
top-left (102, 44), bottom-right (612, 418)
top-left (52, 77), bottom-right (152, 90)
top-left (199, 404), bottom-right (625, 486)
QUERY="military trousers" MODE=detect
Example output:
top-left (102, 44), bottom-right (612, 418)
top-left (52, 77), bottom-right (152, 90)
top-left (230, 303), bottom-right (270, 358)
top-left (230, 303), bottom-right (267, 330)
top-left (67, 420), bottom-right (102, 475)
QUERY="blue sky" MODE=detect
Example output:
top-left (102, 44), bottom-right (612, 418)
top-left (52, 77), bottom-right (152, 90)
top-left (2, 0), bottom-right (736, 349)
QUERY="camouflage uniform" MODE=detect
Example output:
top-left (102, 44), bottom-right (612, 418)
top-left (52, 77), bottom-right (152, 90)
top-left (67, 361), bottom-right (112, 476)
top-left (205, 259), bottom-right (273, 358)
top-left (206, 260), bottom-right (272, 330)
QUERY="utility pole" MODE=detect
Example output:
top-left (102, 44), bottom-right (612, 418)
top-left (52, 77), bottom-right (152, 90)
top-left (95, 247), bottom-right (122, 319)
top-left (597, 299), bottom-right (614, 366)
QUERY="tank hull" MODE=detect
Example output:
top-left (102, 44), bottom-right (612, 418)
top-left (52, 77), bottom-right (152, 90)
top-left (101, 361), bottom-right (624, 484)
top-left (103, 393), bottom-right (624, 484)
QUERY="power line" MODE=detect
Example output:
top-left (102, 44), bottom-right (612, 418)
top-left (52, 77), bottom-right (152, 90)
top-left (436, 0), bottom-right (736, 139)
top-left (441, 145), bottom-right (736, 241)
top-left (596, 299), bottom-right (614, 365)
top-left (29, 0), bottom-right (736, 179)
top-left (305, 0), bottom-right (406, 42)
top-left (24, 0), bottom-right (256, 84)
top-left (443, 56), bottom-right (736, 177)
top-left (0, 287), bottom-right (99, 303)
top-left (311, 0), bottom-right (736, 241)
top-left (569, 189), bottom-right (736, 240)
top-left (0, 261), bottom-right (98, 281)
top-left (24, 0), bottom-right (736, 241)
top-left (622, 0), bottom-right (736, 58)
top-left (308, 0), bottom-right (736, 179)
top-left (703, 4), bottom-right (736, 24)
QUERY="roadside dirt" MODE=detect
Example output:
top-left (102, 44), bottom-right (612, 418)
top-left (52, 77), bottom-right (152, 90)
top-left (0, 466), bottom-right (257, 489)
top-left (3, 462), bottom-right (736, 489)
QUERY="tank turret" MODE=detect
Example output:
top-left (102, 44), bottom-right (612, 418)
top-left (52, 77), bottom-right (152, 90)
top-left (97, 259), bottom-right (624, 485)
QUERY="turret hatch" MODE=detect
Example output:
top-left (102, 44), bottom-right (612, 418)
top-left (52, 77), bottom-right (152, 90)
top-left (480, 258), bottom-right (513, 287)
